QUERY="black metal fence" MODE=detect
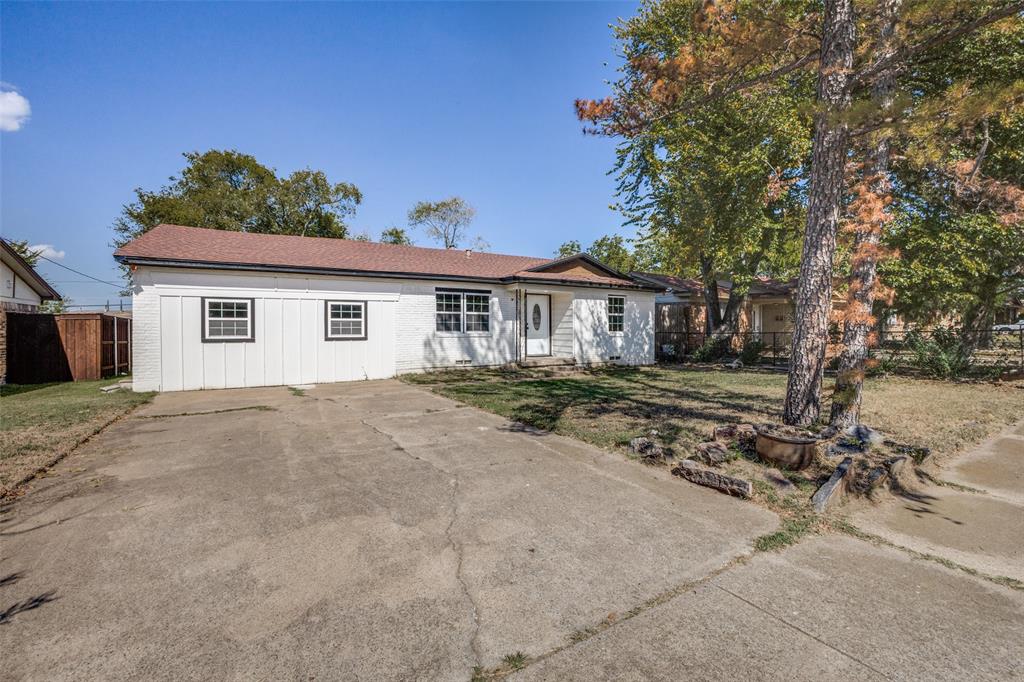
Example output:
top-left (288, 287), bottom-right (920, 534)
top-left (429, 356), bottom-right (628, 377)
top-left (656, 327), bottom-right (1024, 374)
top-left (655, 331), bottom-right (793, 365)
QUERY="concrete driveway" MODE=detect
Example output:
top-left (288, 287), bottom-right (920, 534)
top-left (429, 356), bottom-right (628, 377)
top-left (4, 381), bottom-right (1023, 681)
top-left (1, 380), bottom-right (775, 680)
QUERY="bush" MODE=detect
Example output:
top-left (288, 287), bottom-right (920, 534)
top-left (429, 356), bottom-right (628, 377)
top-left (903, 328), bottom-right (973, 379)
top-left (739, 338), bottom-right (766, 365)
top-left (692, 337), bottom-right (730, 362)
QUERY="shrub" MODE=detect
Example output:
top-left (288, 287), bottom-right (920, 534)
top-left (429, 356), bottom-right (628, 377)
top-left (692, 337), bottom-right (730, 362)
top-left (903, 328), bottom-right (973, 379)
top-left (739, 338), bottom-right (766, 365)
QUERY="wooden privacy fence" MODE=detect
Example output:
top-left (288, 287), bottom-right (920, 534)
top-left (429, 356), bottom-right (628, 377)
top-left (5, 312), bottom-right (131, 384)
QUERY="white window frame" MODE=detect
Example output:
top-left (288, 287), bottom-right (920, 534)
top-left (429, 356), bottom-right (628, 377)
top-left (325, 300), bottom-right (367, 341)
top-left (435, 289), bottom-right (491, 334)
top-left (608, 295), bottom-right (625, 334)
top-left (202, 297), bottom-right (255, 343)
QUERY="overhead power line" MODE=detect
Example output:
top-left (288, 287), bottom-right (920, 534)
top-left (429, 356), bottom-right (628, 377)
top-left (35, 253), bottom-right (122, 289)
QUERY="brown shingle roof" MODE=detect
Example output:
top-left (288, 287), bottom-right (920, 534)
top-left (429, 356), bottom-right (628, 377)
top-left (631, 272), bottom-right (797, 298)
top-left (114, 224), bottom-right (650, 289)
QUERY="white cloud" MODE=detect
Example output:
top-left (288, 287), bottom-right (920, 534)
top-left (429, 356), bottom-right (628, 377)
top-left (0, 88), bottom-right (31, 132)
top-left (29, 244), bottom-right (65, 260)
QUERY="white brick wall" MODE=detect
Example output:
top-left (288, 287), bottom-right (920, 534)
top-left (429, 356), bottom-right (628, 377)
top-left (130, 270), bottom-right (163, 391)
top-left (395, 282), bottom-right (517, 372)
top-left (573, 289), bottom-right (655, 366)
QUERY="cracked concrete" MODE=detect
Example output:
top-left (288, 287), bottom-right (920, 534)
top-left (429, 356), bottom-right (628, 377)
top-left (7, 380), bottom-right (1018, 680)
top-left (851, 420), bottom-right (1024, 583)
top-left (513, 535), bottom-right (1024, 681)
top-left (1, 379), bottom-right (775, 680)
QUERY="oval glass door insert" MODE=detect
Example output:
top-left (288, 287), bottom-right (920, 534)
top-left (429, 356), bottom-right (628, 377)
top-left (532, 303), bottom-right (542, 330)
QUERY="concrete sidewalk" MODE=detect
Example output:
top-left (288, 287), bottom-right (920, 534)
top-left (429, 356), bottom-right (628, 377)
top-left (852, 421), bottom-right (1024, 583)
top-left (513, 535), bottom-right (1024, 681)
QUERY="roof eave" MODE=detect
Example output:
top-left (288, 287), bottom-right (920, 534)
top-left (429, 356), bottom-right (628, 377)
top-left (116, 256), bottom-right (661, 290)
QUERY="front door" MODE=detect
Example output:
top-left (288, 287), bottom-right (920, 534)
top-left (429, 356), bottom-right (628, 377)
top-left (525, 294), bottom-right (551, 356)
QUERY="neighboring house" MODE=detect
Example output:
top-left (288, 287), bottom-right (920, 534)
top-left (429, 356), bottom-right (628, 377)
top-left (2, 239), bottom-right (61, 312)
top-left (631, 272), bottom-right (799, 340)
top-left (114, 224), bottom-right (658, 392)
top-left (1, 239), bottom-right (62, 384)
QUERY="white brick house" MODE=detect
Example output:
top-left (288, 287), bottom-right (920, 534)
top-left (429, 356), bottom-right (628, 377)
top-left (115, 225), bottom-right (658, 392)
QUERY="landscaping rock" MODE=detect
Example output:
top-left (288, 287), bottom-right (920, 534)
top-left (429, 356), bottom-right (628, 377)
top-left (691, 440), bottom-right (732, 466)
top-left (843, 424), bottom-right (884, 447)
top-left (817, 425), bottom-right (839, 440)
top-left (885, 456), bottom-right (908, 478)
top-left (883, 440), bottom-right (932, 464)
top-left (712, 424), bottom-right (738, 440)
top-left (628, 436), bottom-right (666, 463)
top-left (825, 441), bottom-right (863, 458)
top-left (865, 465), bottom-right (889, 491)
top-left (811, 457), bottom-right (854, 513)
top-left (712, 423), bottom-right (756, 443)
top-left (761, 467), bottom-right (796, 493)
top-left (672, 460), bottom-right (752, 498)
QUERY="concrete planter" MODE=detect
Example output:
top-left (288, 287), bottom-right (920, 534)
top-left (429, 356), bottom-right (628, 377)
top-left (755, 432), bottom-right (818, 470)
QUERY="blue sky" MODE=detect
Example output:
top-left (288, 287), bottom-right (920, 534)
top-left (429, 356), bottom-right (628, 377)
top-left (1, 1), bottom-right (636, 307)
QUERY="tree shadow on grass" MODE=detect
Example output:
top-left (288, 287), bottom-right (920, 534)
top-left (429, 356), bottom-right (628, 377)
top-left (440, 369), bottom-right (786, 448)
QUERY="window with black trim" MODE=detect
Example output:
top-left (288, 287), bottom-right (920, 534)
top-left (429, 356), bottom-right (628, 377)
top-left (326, 301), bottom-right (367, 340)
top-left (608, 296), bottom-right (625, 333)
top-left (203, 298), bottom-right (254, 341)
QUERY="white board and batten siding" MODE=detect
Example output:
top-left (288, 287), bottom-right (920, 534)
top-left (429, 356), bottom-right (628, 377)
top-left (131, 266), bottom-right (655, 392)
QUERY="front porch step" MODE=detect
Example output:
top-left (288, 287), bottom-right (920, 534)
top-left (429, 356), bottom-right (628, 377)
top-left (518, 357), bottom-right (577, 369)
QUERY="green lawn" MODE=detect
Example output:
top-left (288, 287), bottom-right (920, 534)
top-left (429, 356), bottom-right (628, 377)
top-left (407, 366), bottom-right (1023, 461)
top-left (1, 379), bottom-right (154, 495)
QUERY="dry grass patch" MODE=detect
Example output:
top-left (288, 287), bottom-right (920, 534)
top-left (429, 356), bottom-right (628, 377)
top-left (411, 367), bottom-right (1022, 463)
top-left (1, 379), bottom-right (154, 496)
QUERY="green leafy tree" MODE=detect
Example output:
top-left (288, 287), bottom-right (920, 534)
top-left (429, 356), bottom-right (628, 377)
top-left (113, 150), bottom-right (362, 249)
top-left (832, 7), bottom-right (1024, 425)
top-left (380, 227), bottom-right (413, 245)
top-left (555, 235), bottom-right (662, 273)
top-left (581, 0), bottom-right (811, 338)
top-left (5, 239), bottom-right (41, 266)
top-left (578, 0), bottom-right (1023, 425)
top-left (407, 197), bottom-right (482, 249)
top-left (554, 240), bottom-right (582, 258)
top-left (39, 299), bottom-right (69, 314)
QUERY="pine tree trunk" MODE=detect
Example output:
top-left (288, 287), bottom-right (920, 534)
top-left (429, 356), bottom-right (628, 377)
top-left (783, 0), bottom-right (856, 426)
top-left (830, 0), bottom-right (900, 428)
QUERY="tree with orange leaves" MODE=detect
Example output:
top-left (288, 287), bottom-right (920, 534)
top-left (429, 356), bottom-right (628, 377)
top-left (578, 0), bottom-right (1024, 426)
